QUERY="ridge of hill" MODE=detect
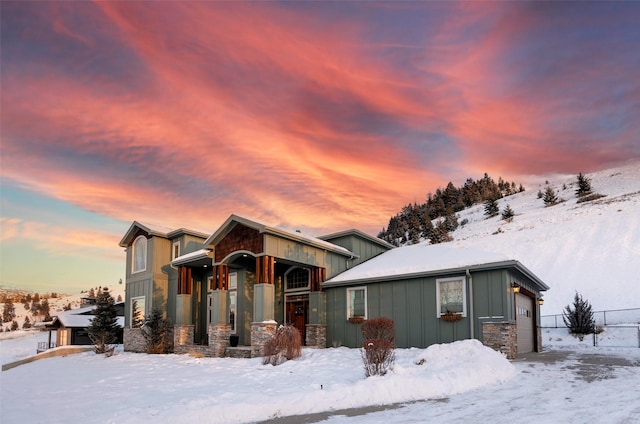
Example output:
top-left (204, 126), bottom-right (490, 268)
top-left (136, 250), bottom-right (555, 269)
top-left (443, 161), bottom-right (640, 315)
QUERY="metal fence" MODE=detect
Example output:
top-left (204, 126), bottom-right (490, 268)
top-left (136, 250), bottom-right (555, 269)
top-left (541, 308), bottom-right (640, 328)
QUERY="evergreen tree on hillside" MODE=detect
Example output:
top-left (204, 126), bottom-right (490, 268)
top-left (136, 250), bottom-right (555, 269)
top-left (501, 205), bottom-right (515, 221)
top-left (11, 320), bottom-right (19, 331)
top-left (575, 173), bottom-right (593, 198)
top-left (87, 287), bottom-right (120, 354)
top-left (22, 316), bottom-right (32, 329)
top-left (543, 187), bottom-right (559, 206)
top-left (484, 198), bottom-right (499, 218)
top-left (2, 299), bottom-right (16, 323)
top-left (562, 292), bottom-right (595, 335)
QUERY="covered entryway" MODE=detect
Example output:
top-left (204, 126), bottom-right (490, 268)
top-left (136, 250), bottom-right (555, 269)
top-left (516, 293), bottom-right (535, 354)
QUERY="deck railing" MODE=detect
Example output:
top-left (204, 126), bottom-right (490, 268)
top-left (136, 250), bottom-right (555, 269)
top-left (37, 341), bottom-right (56, 353)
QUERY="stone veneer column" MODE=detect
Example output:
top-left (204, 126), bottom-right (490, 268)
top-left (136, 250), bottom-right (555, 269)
top-left (208, 323), bottom-right (231, 357)
top-left (536, 326), bottom-right (543, 352)
top-left (123, 328), bottom-right (146, 353)
top-left (482, 321), bottom-right (517, 359)
top-left (305, 324), bottom-right (326, 348)
top-left (173, 324), bottom-right (194, 348)
top-left (251, 321), bottom-right (278, 357)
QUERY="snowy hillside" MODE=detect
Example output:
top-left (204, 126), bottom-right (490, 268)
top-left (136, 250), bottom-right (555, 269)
top-left (447, 161), bottom-right (640, 315)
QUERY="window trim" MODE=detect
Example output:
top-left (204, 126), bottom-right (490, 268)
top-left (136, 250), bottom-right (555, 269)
top-left (346, 286), bottom-right (368, 320)
top-left (132, 236), bottom-right (147, 274)
top-left (284, 266), bottom-right (311, 292)
top-left (436, 276), bottom-right (467, 318)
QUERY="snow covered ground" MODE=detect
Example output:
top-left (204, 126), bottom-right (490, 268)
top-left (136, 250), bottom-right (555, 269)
top-left (1, 330), bottom-right (639, 424)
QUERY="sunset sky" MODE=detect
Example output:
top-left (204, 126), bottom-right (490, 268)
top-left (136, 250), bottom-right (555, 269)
top-left (2, 1), bottom-right (639, 293)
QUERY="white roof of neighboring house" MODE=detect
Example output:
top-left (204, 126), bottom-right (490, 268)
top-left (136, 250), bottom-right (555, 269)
top-left (48, 304), bottom-right (125, 329)
top-left (323, 243), bottom-right (549, 290)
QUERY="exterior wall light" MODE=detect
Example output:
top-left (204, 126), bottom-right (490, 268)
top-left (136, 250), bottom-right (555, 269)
top-left (538, 298), bottom-right (544, 305)
top-left (511, 283), bottom-right (520, 293)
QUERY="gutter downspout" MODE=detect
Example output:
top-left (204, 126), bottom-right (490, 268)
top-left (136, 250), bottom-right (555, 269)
top-left (466, 269), bottom-right (474, 339)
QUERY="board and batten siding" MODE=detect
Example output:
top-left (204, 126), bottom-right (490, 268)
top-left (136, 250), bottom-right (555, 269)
top-left (325, 269), bottom-right (514, 349)
top-left (321, 234), bottom-right (388, 268)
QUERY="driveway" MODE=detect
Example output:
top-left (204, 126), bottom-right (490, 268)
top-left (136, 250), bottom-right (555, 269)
top-left (258, 349), bottom-right (640, 424)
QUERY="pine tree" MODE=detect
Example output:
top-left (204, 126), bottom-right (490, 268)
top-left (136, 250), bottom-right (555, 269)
top-left (575, 173), bottom-right (593, 197)
top-left (484, 198), bottom-right (499, 218)
top-left (562, 292), bottom-right (595, 335)
top-left (2, 300), bottom-right (16, 323)
top-left (142, 308), bottom-right (173, 354)
top-left (542, 187), bottom-right (559, 206)
top-left (11, 320), bottom-right (19, 331)
top-left (501, 205), bottom-right (515, 221)
top-left (87, 287), bottom-right (120, 354)
top-left (22, 316), bottom-right (32, 329)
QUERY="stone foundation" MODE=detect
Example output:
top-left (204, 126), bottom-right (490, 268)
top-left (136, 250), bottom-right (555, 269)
top-left (305, 324), bottom-right (326, 348)
top-left (123, 328), bottom-right (146, 353)
top-left (482, 321), bottom-right (517, 359)
top-left (251, 321), bottom-right (277, 358)
top-left (536, 326), bottom-right (543, 353)
top-left (208, 323), bottom-right (231, 358)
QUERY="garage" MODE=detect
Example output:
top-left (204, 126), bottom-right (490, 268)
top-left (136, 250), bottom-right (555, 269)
top-left (516, 293), bottom-right (535, 354)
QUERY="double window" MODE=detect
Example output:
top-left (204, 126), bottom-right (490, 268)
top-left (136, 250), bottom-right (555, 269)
top-left (347, 287), bottom-right (367, 320)
top-left (436, 277), bottom-right (467, 317)
top-left (132, 236), bottom-right (147, 273)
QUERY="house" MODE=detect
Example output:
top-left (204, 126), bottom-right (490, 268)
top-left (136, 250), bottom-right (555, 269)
top-left (119, 214), bottom-right (548, 359)
top-left (41, 301), bottom-right (125, 351)
top-left (322, 243), bottom-right (549, 358)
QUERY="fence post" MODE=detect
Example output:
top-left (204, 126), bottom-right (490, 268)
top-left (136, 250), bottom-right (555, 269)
top-left (604, 311), bottom-right (607, 326)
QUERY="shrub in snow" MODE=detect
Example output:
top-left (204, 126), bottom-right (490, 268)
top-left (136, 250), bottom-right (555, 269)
top-left (142, 308), bottom-right (173, 354)
top-left (262, 325), bottom-right (302, 366)
top-left (361, 317), bottom-right (395, 343)
top-left (88, 287), bottom-right (120, 355)
top-left (360, 317), bottom-right (395, 377)
top-left (562, 292), bottom-right (595, 335)
top-left (361, 339), bottom-right (395, 377)
top-left (10, 320), bottom-right (18, 331)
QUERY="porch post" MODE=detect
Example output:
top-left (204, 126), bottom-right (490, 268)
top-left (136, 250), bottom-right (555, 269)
top-left (306, 267), bottom-right (327, 347)
top-left (251, 283), bottom-right (276, 357)
top-left (208, 289), bottom-right (230, 358)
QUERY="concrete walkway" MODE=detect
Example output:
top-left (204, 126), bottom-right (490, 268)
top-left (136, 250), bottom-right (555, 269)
top-left (256, 349), bottom-right (640, 424)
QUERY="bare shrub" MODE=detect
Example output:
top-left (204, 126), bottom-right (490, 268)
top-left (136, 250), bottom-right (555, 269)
top-left (361, 317), bottom-right (395, 343)
top-left (360, 317), bottom-right (396, 377)
top-left (361, 339), bottom-right (395, 377)
top-left (262, 325), bottom-right (302, 366)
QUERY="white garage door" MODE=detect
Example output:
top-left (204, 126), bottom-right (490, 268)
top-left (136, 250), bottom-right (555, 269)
top-left (516, 294), bottom-right (534, 354)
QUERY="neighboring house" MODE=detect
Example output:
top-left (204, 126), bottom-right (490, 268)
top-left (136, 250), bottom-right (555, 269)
top-left (322, 244), bottom-right (549, 358)
top-left (119, 214), bottom-right (548, 359)
top-left (42, 302), bottom-right (125, 350)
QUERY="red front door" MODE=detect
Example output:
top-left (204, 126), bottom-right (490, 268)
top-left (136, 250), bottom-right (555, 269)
top-left (285, 295), bottom-right (308, 345)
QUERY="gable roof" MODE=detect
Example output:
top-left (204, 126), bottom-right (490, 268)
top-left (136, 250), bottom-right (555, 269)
top-left (46, 303), bottom-right (125, 329)
top-left (205, 214), bottom-right (355, 257)
top-left (119, 221), bottom-right (209, 247)
top-left (323, 243), bottom-right (549, 291)
top-left (318, 229), bottom-right (395, 250)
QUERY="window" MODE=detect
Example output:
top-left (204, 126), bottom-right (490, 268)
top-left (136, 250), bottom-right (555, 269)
top-left (172, 241), bottom-right (180, 261)
top-left (286, 267), bottom-right (310, 291)
top-left (229, 272), bottom-right (237, 334)
top-left (132, 236), bottom-right (147, 273)
top-left (436, 277), bottom-right (467, 317)
top-left (130, 296), bottom-right (145, 328)
top-left (347, 287), bottom-right (367, 320)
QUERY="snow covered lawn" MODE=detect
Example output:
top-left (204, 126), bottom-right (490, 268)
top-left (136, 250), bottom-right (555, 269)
top-left (2, 330), bottom-right (640, 424)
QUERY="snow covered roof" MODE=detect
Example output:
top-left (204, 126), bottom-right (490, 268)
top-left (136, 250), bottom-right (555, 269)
top-left (171, 248), bottom-right (213, 266)
top-left (323, 243), bottom-right (549, 290)
top-left (47, 303), bottom-right (125, 329)
top-left (205, 214), bottom-right (354, 258)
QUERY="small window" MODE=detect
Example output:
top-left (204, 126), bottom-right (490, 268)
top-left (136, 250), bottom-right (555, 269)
top-left (172, 241), bottom-right (180, 261)
top-left (229, 272), bottom-right (237, 334)
top-left (132, 236), bottom-right (147, 273)
top-left (130, 296), bottom-right (145, 328)
top-left (347, 287), bottom-right (367, 320)
top-left (436, 277), bottom-right (467, 317)
top-left (286, 267), bottom-right (310, 291)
